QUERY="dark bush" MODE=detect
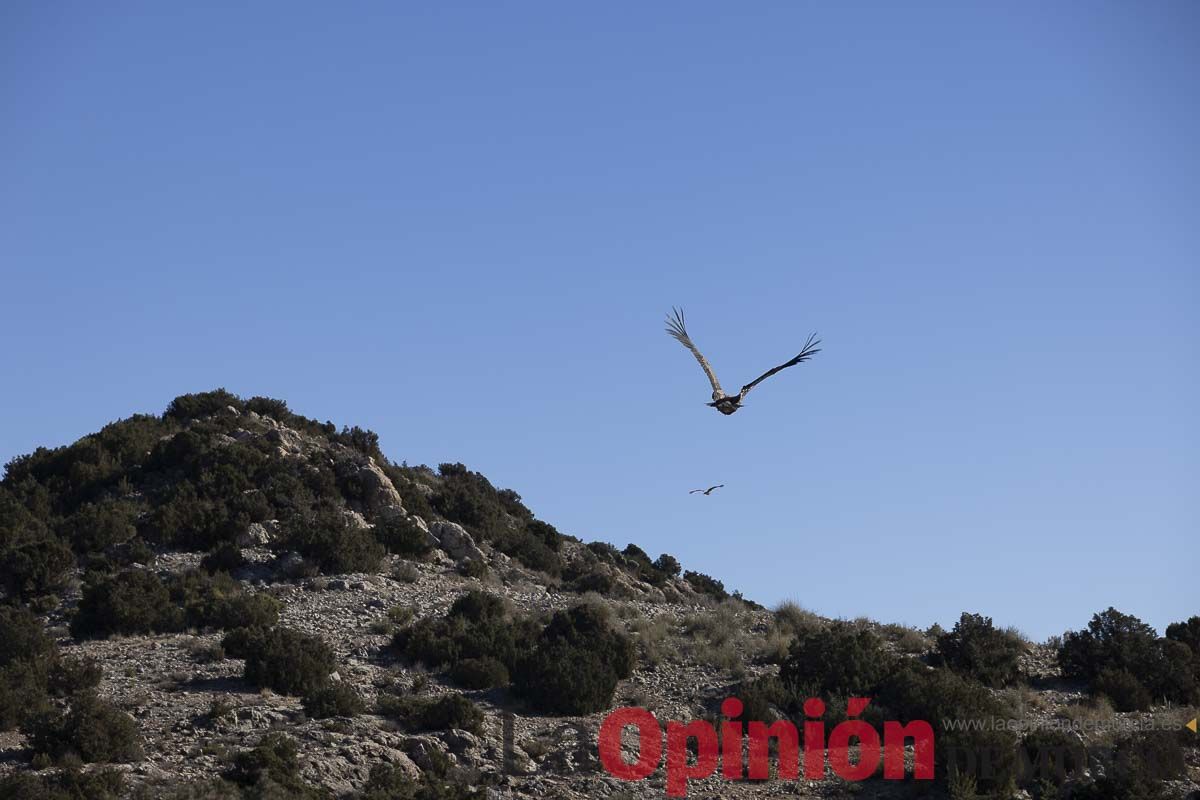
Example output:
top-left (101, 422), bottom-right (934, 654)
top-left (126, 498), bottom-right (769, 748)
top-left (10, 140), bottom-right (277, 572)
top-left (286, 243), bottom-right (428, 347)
top-left (1058, 607), bottom-right (1160, 682)
top-left (70, 569), bottom-right (184, 639)
top-left (200, 542), bottom-right (247, 574)
top-left (395, 591), bottom-right (539, 673)
top-left (683, 570), bottom-right (728, 600)
top-left (1093, 667), bottom-right (1153, 712)
top-left (431, 463), bottom-right (564, 575)
top-left (244, 396), bottom-right (291, 420)
top-left (0, 659), bottom-right (50, 732)
top-left (1166, 616), bottom-right (1200, 654)
top-left (222, 626), bottom-right (336, 696)
top-left (415, 693), bottom-right (483, 734)
top-left (457, 558), bottom-right (488, 579)
top-left (171, 570), bottom-right (280, 631)
top-left (0, 605), bottom-right (55, 666)
top-left (164, 389), bottom-right (244, 422)
top-left (653, 553), bottom-right (682, 577)
top-left (279, 505), bottom-right (384, 575)
top-left (1058, 607), bottom-right (1194, 707)
top-left (0, 612), bottom-right (100, 730)
top-left (375, 513), bottom-right (433, 557)
top-left (1, 528), bottom-right (75, 602)
top-left (0, 768), bottom-right (125, 800)
top-left (301, 682), bottom-right (364, 719)
top-left (877, 660), bottom-right (1018, 791)
top-left (0, 607), bottom-right (59, 730)
top-left (380, 463), bottom-right (436, 522)
top-left (780, 621), bottom-right (894, 697)
top-left (360, 762), bottom-right (485, 800)
top-left (47, 655), bottom-right (103, 697)
top-left (449, 657), bottom-right (510, 690)
top-left (565, 569), bottom-right (615, 595)
top-left (26, 692), bottom-right (142, 763)
top-left (935, 612), bottom-right (1023, 688)
top-left (226, 732), bottom-right (330, 799)
top-left (1072, 730), bottom-right (1185, 800)
top-left (57, 501), bottom-right (138, 553)
top-left (514, 604), bottom-right (635, 715)
top-left (1020, 728), bottom-right (1087, 788)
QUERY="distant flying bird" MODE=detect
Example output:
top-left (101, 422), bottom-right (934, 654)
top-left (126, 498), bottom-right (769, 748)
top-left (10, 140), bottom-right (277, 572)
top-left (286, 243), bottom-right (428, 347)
top-left (665, 307), bottom-right (821, 415)
top-left (689, 484), bottom-right (724, 495)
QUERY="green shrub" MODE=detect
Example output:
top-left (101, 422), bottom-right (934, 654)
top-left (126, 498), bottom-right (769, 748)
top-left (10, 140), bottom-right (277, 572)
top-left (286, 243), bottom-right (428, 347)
top-left (70, 569), bottom-right (184, 639)
top-left (279, 505), bottom-right (384, 575)
top-left (0, 659), bottom-right (51, 731)
top-left (375, 514), bottom-right (432, 557)
top-left (222, 626), bottom-right (336, 696)
top-left (449, 656), bottom-right (510, 689)
top-left (26, 692), bottom-right (142, 763)
top-left (514, 604), bottom-right (635, 715)
top-left (1166, 615), bottom-right (1200, 654)
top-left (226, 732), bottom-right (331, 799)
top-left (200, 542), bottom-right (247, 574)
top-left (1058, 607), bottom-right (1193, 707)
top-left (47, 655), bottom-right (103, 697)
top-left (780, 620), bottom-right (894, 697)
top-left (360, 762), bottom-right (485, 800)
top-left (877, 660), bottom-right (1018, 791)
top-left (431, 463), bottom-right (563, 575)
top-left (0, 608), bottom-right (94, 730)
top-left (302, 682), bottom-right (364, 718)
top-left (164, 389), bottom-right (244, 422)
top-left (0, 768), bottom-right (125, 800)
top-left (395, 591), bottom-right (539, 673)
top-left (57, 500), bottom-right (138, 553)
top-left (0, 605), bottom-right (55, 666)
top-left (653, 553), bottom-right (682, 577)
top-left (415, 693), bottom-right (483, 733)
top-left (1093, 667), bottom-right (1153, 712)
top-left (935, 612), bottom-right (1023, 688)
top-left (380, 463), bottom-right (436, 522)
top-left (1058, 607), bottom-right (1159, 682)
top-left (1021, 728), bottom-right (1086, 788)
top-left (683, 570), bottom-right (727, 600)
top-left (565, 569), bottom-right (616, 595)
top-left (0, 530), bottom-right (75, 601)
top-left (457, 558), bottom-right (488, 579)
top-left (1071, 730), bottom-right (1184, 800)
top-left (171, 570), bottom-right (280, 631)
top-left (378, 691), bottom-right (483, 735)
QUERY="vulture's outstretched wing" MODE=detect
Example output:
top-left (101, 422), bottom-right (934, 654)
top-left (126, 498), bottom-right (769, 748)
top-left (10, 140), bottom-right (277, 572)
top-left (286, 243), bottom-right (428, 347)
top-left (738, 333), bottom-right (821, 399)
top-left (666, 307), bottom-right (725, 398)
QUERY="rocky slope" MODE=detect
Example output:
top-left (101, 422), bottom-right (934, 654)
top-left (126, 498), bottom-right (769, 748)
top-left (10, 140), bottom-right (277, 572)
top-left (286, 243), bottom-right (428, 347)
top-left (0, 392), bottom-right (1196, 800)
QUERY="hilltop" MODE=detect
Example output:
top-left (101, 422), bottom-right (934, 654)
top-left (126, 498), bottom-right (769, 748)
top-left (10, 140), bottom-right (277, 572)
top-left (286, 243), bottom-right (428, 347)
top-left (0, 390), bottom-right (1196, 799)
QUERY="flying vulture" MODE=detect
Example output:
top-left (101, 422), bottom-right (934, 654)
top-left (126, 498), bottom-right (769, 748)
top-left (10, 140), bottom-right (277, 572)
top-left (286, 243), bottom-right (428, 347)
top-left (665, 307), bottom-right (821, 415)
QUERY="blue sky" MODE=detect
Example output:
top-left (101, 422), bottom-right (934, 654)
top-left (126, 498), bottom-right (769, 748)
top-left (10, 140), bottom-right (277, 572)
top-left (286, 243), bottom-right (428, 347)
top-left (3, 2), bottom-right (1196, 639)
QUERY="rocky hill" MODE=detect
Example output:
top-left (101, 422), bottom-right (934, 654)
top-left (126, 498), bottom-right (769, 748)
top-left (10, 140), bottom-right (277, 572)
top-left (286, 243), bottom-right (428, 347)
top-left (0, 390), bottom-right (1196, 800)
